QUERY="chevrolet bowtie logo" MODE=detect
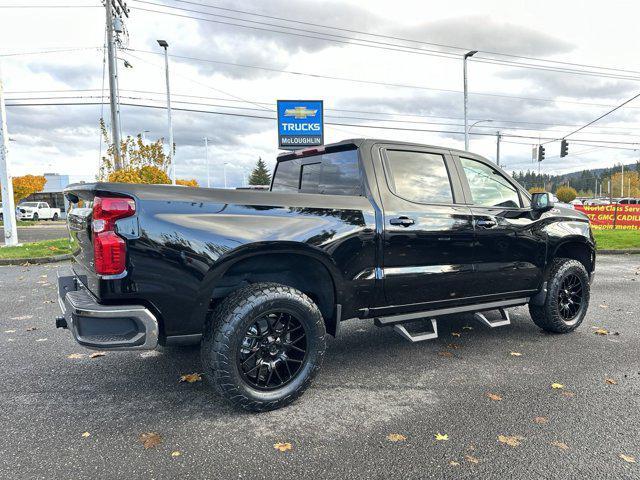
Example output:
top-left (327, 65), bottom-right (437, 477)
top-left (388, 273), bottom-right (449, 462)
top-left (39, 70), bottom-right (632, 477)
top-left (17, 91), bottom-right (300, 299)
top-left (284, 106), bottom-right (318, 119)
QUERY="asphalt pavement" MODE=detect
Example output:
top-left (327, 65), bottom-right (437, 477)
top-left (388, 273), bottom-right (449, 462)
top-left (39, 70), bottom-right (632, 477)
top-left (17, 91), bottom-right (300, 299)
top-left (0, 256), bottom-right (638, 479)
top-left (0, 223), bottom-right (68, 245)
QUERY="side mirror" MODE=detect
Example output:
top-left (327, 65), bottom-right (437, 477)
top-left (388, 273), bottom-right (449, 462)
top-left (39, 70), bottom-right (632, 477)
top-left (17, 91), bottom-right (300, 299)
top-left (531, 192), bottom-right (554, 212)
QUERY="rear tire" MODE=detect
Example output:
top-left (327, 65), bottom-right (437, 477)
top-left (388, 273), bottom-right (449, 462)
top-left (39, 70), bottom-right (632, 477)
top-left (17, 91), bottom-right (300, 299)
top-left (52, 213), bottom-right (59, 221)
top-left (201, 283), bottom-right (326, 412)
top-left (529, 258), bottom-right (590, 333)
top-left (33, 213), bottom-right (39, 221)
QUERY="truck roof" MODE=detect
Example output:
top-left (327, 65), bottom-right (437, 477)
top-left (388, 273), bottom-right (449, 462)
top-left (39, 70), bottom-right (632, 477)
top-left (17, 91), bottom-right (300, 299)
top-left (276, 138), bottom-right (473, 162)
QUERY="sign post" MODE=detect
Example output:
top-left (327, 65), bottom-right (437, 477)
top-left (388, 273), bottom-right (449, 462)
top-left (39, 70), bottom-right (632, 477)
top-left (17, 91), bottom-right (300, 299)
top-left (277, 100), bottom-right (324, 150)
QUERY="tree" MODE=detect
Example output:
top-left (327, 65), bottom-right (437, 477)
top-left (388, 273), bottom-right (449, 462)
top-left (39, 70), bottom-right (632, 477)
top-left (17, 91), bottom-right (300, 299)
top-left (555, 186), bottom-right (578, 203)
top-left (605, 171), bottom-right (639, 198)
top-left (98, 119), bottom-right (198, 186)
top-left (11, 175), bottom-right (47, 204)
top-left (176, 179), bottom-right (199, 187)
top-left (248, 157), bottom-right (271, 185)
top-left (528, 187), bottom-right (546, 194)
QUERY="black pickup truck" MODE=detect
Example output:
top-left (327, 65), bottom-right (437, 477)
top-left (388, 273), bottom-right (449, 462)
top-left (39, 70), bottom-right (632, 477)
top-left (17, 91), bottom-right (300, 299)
top-left (57, 139), bottom-right (595, 411)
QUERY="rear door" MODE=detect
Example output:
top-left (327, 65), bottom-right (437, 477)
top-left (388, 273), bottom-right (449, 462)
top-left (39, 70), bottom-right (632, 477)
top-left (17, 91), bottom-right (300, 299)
top-left (373, 144), bottom-right (476, 307)
top-left (453, 154), bottom-right (545, 297)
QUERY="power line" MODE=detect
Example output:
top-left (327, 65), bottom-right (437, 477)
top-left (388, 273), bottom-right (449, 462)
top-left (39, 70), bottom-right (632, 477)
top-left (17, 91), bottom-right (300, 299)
top-left (0, 47), bottom-right (100, 57)
top-left (124, 48), bottom-right (640, 109)
top-left (6, 100), bottom-right (640, 146)
top-left (129, 1), bottom-right (640, 82)
top-left (163, 0), bottom-right (640, 77)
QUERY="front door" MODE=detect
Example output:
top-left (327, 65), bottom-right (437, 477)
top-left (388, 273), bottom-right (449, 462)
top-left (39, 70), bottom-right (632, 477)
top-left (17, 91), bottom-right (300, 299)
top-left (374, 145), bottom-right (476, 307)
top-left (454, 155), bottom-right (545, 297)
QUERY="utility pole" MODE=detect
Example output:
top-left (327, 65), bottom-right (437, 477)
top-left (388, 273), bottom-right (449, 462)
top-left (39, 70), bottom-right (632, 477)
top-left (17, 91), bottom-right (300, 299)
top-left (157, 40), bottom-right (175, 185)
top-left (463, 50), bottom-right (477, 151)
top-left (621, 163), bottom-right (624, 197)
top-left (594, 178), bottom-right (597, 199)
top-left (223, 162), bottom-right (228, 189)
top-left (105, 0), bottom-right (124, 170)
top-left (204, 137), bottom-right (209, 188)
top-left (496, 131), bottom-right (501, 167)
top-left (0, 65), bottom-right (18, 246)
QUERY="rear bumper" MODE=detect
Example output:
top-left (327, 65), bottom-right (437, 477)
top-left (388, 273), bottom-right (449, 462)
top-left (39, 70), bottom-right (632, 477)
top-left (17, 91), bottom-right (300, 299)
top-left (56, 270), bottom-right (158, 350)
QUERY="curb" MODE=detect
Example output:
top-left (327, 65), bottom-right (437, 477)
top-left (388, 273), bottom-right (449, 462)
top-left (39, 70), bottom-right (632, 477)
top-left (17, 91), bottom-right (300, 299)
top-left (0, 254), bottom-right (72, 266)
top-left (598, 249), bottom-right (640, 255)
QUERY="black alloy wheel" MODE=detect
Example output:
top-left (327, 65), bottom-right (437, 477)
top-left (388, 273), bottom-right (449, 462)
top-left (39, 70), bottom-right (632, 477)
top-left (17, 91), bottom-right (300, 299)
top-left (556, 273), bottom-right (585, 323)
top-left (237, 311), bottom-right (308, 390)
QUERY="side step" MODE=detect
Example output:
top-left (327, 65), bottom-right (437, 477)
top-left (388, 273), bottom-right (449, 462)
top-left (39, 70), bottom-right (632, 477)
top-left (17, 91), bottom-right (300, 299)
top-left (474, 308), bottom-right (511, 328)
top-left (392, 319), bottom-right (438, 343)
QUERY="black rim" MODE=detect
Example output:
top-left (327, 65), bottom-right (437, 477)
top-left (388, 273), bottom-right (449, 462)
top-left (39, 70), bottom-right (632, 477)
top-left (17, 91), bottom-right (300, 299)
top-left (237, 311), bottom-right (308, 391)
top-left (557, 273), bottom-right (584, 321)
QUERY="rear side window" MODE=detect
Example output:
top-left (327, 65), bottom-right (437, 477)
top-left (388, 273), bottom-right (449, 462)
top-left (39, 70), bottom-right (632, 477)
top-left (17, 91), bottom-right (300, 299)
top-left (272, 148), bottom-right (362, 196)
top-left (383, 150), bottom-right (453, 204)
top-left (461, 157), bottom-right (521, 208)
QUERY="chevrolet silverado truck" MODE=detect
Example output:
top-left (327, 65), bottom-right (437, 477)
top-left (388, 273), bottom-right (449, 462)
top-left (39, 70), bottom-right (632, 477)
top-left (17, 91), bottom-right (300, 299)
top-left (17, 201), bottom-right (61, 221)
top-left (56, 139), bottom-right (595, 411)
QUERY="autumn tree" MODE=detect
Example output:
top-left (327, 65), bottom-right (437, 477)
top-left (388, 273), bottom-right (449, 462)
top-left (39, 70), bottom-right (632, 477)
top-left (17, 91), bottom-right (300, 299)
top-left (555, 186), bottom-right (578, 203)
top-left (528, 187), bottom-right (546, 194)
top-left (99, 119), bottom-right (197, 186)
top-left (248, 157), bottom-right (271, 185)
top-left (176, 179), bottom-right (199, 187)
top-left (605, 171), bottom-right (639, 198)
top-left (10, 175), bottom-right (47, 204)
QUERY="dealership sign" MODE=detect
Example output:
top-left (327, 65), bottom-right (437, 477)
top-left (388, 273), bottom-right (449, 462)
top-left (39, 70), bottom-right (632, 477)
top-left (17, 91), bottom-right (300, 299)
top-left (277, 100), bottom-right (324, 150)
top-left (575, 203), bottom-right (640, 230)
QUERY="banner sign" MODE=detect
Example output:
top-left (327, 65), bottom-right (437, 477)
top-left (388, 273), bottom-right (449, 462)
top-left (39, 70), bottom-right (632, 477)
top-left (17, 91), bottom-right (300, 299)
top-left (575, 203), bottom-right (640, 230)
top-left (277, 100), bottom-right (324, 150)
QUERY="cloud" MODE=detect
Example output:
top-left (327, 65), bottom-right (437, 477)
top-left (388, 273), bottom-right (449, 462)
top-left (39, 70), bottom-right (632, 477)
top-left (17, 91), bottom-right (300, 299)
top-left (26, 62), bottom-right (103, 89)
top-left (399, 15), bottom-right (574, 57)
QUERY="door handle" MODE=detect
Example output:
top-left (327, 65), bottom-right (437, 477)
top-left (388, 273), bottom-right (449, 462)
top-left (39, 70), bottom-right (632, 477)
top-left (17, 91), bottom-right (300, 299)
top-left (476, 218), bottom-right (497, 228)
top-left (389, 216), bottom-right (415, 227)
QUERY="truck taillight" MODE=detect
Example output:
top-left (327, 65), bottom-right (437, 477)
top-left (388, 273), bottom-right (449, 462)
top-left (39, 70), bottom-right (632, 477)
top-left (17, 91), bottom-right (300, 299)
top-left (92, 196), bottom-right (135, 275)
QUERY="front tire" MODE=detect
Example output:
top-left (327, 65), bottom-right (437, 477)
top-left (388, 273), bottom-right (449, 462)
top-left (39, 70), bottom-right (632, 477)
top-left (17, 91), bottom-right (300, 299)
top-left (201, 283), bottom-right (326, 412)
top-left (529, 258), bottom-right (590, 333)
top-left (33, 213), bottom-right (39, 221)
top-left (52, 213), bottom-right (59, 221)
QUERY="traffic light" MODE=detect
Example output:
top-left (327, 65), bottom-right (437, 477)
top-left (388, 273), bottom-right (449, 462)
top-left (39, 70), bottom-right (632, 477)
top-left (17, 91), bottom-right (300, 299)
top-left (560, 139), bottom-right (569, 157)
top-left (538, 145), bottom-right (545, 162)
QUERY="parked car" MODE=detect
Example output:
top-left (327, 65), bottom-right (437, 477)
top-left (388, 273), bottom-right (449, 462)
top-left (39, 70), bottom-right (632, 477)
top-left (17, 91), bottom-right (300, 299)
top-left (57, 139), bottom-right (595, 411)
top-left (16, 201), bottom-right (61, 221)
top-left (583, 198), bottom-right (609, 206)
top-left (618, 197), bottom-right (639, 205)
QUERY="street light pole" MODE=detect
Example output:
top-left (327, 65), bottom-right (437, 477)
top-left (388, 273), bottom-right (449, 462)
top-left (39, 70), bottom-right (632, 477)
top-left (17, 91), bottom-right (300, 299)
top-left (621, 163), bottom-right (624, 197)
top-left (223, 162), bottom-right (229, 189)
top-left (0, 65), bottom-right (18, 246)
top-left (463, 50), bottom-right (478, 151)
top-left (157, 40), bottom-right (175, 185)
top-left (496, 131), bottom-right (501, 167)
top-left (204, 137), bottom-right (210, 188)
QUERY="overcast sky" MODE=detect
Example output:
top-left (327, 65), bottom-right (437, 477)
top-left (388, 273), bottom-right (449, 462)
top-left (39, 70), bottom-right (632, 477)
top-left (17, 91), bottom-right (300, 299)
top-left (1, 0), bottom-right (639, 187)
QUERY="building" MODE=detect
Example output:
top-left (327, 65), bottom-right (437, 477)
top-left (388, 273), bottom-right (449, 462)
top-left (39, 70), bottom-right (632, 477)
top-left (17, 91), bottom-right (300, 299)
top-left (21, 173), bottom-right (92, 219)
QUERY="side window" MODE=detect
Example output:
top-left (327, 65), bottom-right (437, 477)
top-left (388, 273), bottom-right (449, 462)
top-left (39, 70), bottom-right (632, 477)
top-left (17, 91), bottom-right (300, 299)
top-left (384, 150), bottom-right (453, 204)
top-left (460, 157), bottom-right (521, 208)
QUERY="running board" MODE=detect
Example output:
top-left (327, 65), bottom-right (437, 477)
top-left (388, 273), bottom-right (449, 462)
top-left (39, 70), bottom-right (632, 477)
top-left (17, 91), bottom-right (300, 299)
top-left (474, 308), bottom-right (511, 328)
top-left (374, 298), bottom-right (528, 326)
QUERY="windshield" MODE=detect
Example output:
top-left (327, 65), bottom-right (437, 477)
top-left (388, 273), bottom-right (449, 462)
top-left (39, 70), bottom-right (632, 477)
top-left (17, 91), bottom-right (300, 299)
top-left (20, 202), bottom-right (39, 207)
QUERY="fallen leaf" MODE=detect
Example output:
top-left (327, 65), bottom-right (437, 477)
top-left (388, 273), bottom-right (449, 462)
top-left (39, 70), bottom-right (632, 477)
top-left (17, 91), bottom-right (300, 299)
top-left (26, 327), bottom-right (37, 332)
top-left (599, 304), bottom-right (609, 309)
top-left (273, 442), bottom-right (292, 452)
top-left (40, 275), bottom-right (47, 278)
top-left (594, 328), bottom-right (609, 336)
top-left (10, 315), bottom-right (32, 320)
top-left (171, 451), bottom-right (182, 457)
top-left (89, 352), bottom-right (107, 359)
top-left (438, 351), bottom-right (453, 358)
top-left (4, 330), bottom-right (16, 334)
top-left (534, 416), bottom-right (548, 424)
top-left (551, 441), bottom-right (569, 451)
top-left (81, 432), bottom-right (90, 438)
top-left (139, 432), bottom-right (162, 449)
top-left (447, 343), bottom-right (462, 350)
top-left (561, 391), bottom-right (575, 398)
top-left (449, 461), bottom-right (460, 466)
top-left (67, 353), bottom-right (85, 359)
top-left (487, 393), bottom-right (503, 401)
top-left (434, 433), bottom-right (449, 441)
top-left (498, 435), bottom-right (523, 447)
top-left (462, 325), bottom-right (473, 330)
top-left (465, 455), bottom-right (480, 464)
top-left (451, 332), bottom-right (461, 338)
top-left (510, 351), bottom-right (523, 357)
top-left (386, 433), bottom-right (407, 442)
top-left (619, 454), bottom-right (636, 463)
top-left (605, 378), bottom-right (618, 385)
top-left (551, 383), bottom-right (564, 389)
top-left (179, 373), bottom-right (202, 383)
top-left (36, 338), bottom-right (48, 342)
